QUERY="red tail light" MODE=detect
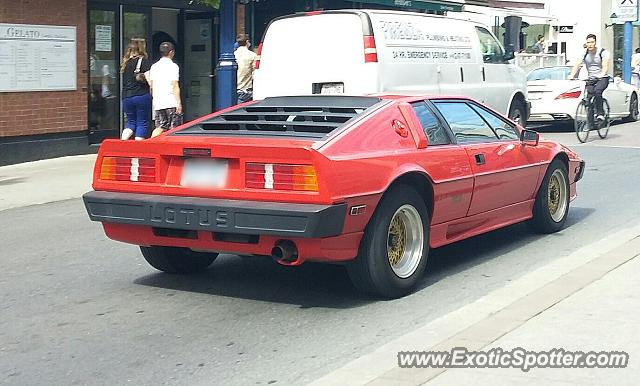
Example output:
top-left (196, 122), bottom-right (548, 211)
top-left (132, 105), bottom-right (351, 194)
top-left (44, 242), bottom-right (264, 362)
top-left (555, 89), bottom-right (582, 99)
top-left (305, 11), bottom-right (322, 16)
top-left (100, 157), bottom-right (156, 182)
top-left (245, 163), bottom-right (318, 191)
top-left (255, 42), bottom-right (263, 69)
top-left (363, 35), bottom-right (378, 63)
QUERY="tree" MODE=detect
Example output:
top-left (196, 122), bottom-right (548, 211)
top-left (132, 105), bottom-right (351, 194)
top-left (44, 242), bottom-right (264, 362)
top-left (189, 0), bottom-right (220, 8)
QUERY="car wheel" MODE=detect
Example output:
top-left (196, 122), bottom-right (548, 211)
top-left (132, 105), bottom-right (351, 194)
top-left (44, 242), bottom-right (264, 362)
top-left (140, 246), bottom-right (218, 274)
top-left (529, 160), bottom-right (570, 234)
top-left (346, 185), bottom-right (429, 298)
top-left (508, 99), bottom-right (527, 127)
top-left (624, 93), bottom-right (638, 122)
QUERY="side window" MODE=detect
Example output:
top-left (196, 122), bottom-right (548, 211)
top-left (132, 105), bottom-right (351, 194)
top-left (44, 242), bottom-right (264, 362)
top-left (475, 27), bottom-right (505, 64)
top-left (411, 102), bottom-right (450, 145)
top-left (433, 101), bottom-right (498, 143)
top-left (469, 104), bottom-right (519, 140)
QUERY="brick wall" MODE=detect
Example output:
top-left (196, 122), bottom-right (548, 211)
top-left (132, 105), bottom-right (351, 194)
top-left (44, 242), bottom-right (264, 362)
top-left (237, 4), bottom-right (246, 35)
top-left (0, 0), bottom-right (87, 138)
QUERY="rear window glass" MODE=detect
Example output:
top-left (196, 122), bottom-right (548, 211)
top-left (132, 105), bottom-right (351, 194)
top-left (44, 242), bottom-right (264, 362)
top-left (527, 67), bottom-right (571, 81)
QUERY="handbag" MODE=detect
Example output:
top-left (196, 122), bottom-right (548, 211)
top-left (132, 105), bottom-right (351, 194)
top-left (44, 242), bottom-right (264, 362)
top-left (133, 57), bottom-right (146, 83)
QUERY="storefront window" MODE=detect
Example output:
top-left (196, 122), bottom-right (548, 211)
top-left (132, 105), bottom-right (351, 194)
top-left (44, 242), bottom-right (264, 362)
top-left (123, 11), bottom-right (148, 50)
top-left (613, 24), bottom-right (624, 76)
top-left (88, 9), bottom-right (119, 143)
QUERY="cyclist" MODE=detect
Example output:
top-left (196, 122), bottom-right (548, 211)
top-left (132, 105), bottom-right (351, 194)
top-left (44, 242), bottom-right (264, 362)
top-left (568, 34), bottom-right (611, 122)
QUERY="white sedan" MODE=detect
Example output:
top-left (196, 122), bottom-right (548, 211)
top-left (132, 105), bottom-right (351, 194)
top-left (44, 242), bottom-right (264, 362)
top-left (527, 66), bottom-right (639, 123)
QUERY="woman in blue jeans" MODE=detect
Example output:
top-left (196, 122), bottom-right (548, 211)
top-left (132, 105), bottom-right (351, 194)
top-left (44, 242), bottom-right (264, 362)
top-left (120, 38), bottom-right (152, 140)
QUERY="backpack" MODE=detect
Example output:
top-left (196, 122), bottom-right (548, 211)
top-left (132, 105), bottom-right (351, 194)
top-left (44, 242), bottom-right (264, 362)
top-left (583, 48), bottom-right (604, 63)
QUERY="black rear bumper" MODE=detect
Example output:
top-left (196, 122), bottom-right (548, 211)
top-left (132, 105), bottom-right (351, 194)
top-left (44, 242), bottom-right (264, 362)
top-left (83, 191), bottom-right (346, 238)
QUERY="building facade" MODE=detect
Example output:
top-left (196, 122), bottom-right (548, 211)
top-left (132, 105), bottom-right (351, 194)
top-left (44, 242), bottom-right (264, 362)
top-left (1, 0), bottom-right (89, 165)
top-left (1, 0), bottom-right (217, 166)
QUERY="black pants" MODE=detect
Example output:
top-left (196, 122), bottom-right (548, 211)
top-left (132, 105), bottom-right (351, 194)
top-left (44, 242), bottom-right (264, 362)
top-left (586, 77), bottom-right (609, 116)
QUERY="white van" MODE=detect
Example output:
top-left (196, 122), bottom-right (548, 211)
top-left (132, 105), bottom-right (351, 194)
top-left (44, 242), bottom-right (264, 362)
top-left (253, 10), bottom-right (530, 125)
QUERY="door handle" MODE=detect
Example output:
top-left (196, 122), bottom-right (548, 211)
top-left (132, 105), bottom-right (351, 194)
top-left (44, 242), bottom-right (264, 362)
top-left (474, 153), bottom-right (485, 165)
top-left (481, 67), bottom-right (486, 81)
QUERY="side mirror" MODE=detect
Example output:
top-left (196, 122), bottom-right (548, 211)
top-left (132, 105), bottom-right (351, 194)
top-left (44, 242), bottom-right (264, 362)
top-left (520, 129), bottom-right (539, 146)
top-left (614, 76), bottom-right (622, 84)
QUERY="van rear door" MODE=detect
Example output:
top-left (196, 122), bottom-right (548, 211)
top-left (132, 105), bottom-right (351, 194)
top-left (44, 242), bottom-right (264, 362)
top-left (253, 13), bottom-right (378, 100)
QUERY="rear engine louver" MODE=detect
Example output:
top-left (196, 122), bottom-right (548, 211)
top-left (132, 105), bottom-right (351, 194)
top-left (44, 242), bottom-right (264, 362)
top-left (173, 96), bottom-right (381, 139)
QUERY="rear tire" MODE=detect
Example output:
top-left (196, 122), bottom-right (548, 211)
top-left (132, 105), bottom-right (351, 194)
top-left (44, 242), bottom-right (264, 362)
top-left (623, 93), bottom-right (638, 122)
top-left (347, 185), bottom-right (429, 298)
top-left (529, 160), bottom-right (570, 233)
top-left (140, 246), bottom-right (218, 274)
top-left (597, 99), bottom-right (611, 139)
top-left (508, 99), bottom-right (527, 127)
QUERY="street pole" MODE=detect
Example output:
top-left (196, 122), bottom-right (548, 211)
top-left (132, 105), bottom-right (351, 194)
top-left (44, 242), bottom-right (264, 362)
top-left (216, 0), bottom-right (237, 110)
top-left (623, 20), bottom-right (632, 83)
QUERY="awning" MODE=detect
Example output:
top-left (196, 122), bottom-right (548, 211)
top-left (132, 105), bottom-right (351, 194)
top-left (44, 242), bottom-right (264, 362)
top-left (355, 0), bottom-right (465, 12)
top-left (479, 0), bottom-right (544, 9)
top-left (461, 4), bottom-right (557, 24)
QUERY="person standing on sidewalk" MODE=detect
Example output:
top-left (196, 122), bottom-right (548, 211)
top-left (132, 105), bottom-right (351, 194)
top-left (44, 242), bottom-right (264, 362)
top-left (234, 33), bottom-right (257, 103)
top-left (120, 38), bottom-right (152, 140)
top-left (148, 41), bottom-right (183, 138)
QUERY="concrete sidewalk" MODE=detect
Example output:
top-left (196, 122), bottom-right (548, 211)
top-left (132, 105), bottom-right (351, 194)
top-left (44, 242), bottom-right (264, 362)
top-left (0, 154), bottom-right (95, 212)
top-left (1, 155), bottom-right (639, 385)
top-left (312, 227), bottom-right (640, 385)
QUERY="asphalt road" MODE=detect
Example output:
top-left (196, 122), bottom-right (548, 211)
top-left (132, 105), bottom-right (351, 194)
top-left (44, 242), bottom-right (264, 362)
top-left (1, 121), bottom-right (639, 386)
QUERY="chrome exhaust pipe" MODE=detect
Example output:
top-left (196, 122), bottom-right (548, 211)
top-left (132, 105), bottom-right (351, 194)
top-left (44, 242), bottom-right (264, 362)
top-left (271, 240), bottom-right (298, 264)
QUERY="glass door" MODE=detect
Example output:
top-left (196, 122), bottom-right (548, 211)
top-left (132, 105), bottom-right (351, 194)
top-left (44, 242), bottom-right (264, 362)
top-left (88, 4), bottom-right (119, 144)
top-left (183, 11), bottom-right (216, 120)
top-left (122, 6), bottom-right (150, 52)
top-left (121, 5), bottom-right (151, 132)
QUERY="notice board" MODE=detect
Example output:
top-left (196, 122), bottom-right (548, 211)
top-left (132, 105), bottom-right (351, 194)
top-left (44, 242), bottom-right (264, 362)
top-left (0, 23), bottom-right (77, 92)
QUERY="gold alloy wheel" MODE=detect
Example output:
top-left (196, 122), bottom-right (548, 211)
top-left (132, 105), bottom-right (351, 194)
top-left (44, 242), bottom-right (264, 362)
top-left (387, 204), bottom-right (424, 279)
top-left (548, 169), bottom-right (568, 223)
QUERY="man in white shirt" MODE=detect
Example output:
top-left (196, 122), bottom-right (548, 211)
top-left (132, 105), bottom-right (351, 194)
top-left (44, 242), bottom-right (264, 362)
top-left (148, 42), bottom-right (182, 137)
top-left (234, 34), bottom-right (257, 102)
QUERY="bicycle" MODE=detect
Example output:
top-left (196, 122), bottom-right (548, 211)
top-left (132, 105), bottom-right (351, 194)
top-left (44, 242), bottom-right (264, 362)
top-left (574, 78), bottom-right (610, 143)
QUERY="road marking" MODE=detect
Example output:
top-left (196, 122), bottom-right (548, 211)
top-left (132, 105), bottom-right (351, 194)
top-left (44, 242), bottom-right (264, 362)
top-left (581, 144), bottom-right (640, 149)
top-left (308, 223), bottom-right (640, 386)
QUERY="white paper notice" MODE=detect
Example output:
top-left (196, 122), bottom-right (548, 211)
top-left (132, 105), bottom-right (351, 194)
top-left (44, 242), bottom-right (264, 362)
top-left (95, 25), bottom-right (112, 52)
top-left (0, 23), bottom-right (77, 92)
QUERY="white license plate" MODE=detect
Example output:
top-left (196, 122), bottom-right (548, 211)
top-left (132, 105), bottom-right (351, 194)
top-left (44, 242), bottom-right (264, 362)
top-left (320, 83), bottom-right (344, 94)
top-left (181, 158), bottom-right (228, 189)
top-left (528, 92), bottom-right (543, 100)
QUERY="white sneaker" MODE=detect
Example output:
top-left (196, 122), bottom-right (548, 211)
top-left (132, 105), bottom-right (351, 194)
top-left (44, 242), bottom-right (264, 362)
top-left (596, 114), bottom-right (605, 122)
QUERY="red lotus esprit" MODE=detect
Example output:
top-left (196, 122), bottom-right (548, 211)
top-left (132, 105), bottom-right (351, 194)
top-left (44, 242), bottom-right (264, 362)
top-left (83, 95), bottom-right (584, 298)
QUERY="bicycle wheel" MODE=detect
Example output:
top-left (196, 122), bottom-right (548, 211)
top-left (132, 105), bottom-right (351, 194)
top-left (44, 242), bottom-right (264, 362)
top-left (574, 100), bottom-right (590, 143)
top-left (597, 99), bottom-right (611, 139)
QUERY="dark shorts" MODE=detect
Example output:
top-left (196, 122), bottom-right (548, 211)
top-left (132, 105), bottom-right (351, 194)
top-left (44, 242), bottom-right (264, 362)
top-left (155, 108), bottom-right (183, 130)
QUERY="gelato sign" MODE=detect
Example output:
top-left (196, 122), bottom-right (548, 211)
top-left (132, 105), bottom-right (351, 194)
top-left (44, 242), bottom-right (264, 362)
top-left (0, 23), bottom-right (77, 92)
